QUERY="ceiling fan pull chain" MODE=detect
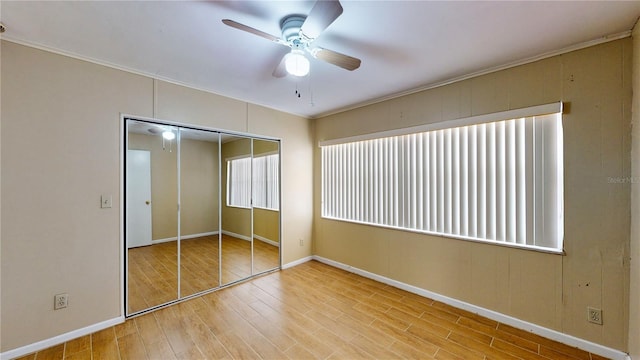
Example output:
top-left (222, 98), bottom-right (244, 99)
top-left (308, 69), bottom-right (315, 107)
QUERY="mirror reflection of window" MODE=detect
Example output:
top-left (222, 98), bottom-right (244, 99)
top-left (226, 157), bottom-right (252, 208)
top-left (226, 154), bottom-right (280, 211)
top-left (252, 154), bottom-right (280, 211)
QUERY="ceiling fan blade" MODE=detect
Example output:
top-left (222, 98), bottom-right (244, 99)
top-left (222, 19), bottom-right (288, 46)
top-left (312, 47), bottom-right (361, 71)
top-left (272, 54), bottom-right (288, 78)
top-left (300, 0), bottom-right (343, 39)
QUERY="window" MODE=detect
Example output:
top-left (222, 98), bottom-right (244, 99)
top-left (320, 104), bottom-right (563, 252)
top-left (227, 154), bottom-right (280, 210)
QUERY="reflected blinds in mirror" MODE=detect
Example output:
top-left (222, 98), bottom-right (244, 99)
top-left (227, 157), bottom-right (252, 208)
top-left (227, 154), bottom-right (280, 210)
top-left (253, 154), bottom-right (279, 210)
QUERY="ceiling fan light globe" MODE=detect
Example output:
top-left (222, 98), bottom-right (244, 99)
top-left (285, 52), bottom-right (310, 77)
top-left (162, 131), bottom-right (176, 140)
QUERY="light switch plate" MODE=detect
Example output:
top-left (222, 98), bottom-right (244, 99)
top-left (101, 194), bottom-right (112, 208)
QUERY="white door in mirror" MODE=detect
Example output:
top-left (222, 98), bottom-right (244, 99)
top-left (127, 150), bottom-right (153, 248)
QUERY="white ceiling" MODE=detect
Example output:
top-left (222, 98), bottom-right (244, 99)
top-left (2, 1), bottom-right (639, 119)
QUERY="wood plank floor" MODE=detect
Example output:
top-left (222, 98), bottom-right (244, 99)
top-left (128, 235), bottom-right (280, 314)
top-left (18, 260), bottom-right (609, 360)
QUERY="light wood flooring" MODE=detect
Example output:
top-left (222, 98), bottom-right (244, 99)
top-left (128, 235), bottom-right (279, 314)
top-left (19, 260), bottom-right (609, 360)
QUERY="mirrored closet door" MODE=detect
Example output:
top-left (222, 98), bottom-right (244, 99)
top-left (125, 118), bottom-right (281, 316)
top-left (252, 139), bottom-right (280, 274)
top-left (126, 122), bottom-right (179, 313)
top-left (179, 128), bottom-right (221, 298)
top-left (220, 135), bottom-right (253, 285)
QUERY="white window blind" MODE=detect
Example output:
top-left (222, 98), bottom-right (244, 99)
top-left (253, 154), bottom-right (280, 210)
top-left (227, 157), bottom-right (252, 208)
top-left (227, 154), bottom-right (280, 210)
top-left (320, 109), bottom-right (563, 251)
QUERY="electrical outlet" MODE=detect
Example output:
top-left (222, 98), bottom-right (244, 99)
top-left (54, 293), bottom-right (68, 310)
top-left (299, 239), bottom-right (304, 246)
top-left (587, 307), bottom-right (602, 325)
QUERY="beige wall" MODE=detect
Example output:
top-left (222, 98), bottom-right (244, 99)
top-left (179, 137), bottom-right (219, 237)
top-left (254, 207), bottom-right (279, 243)
top-left (630, 19), bottom-right (640, 359)
top-left (0, 41), bottom-right (312, 352)
top-left (314, 39), bottom-right (632, 351)
top-left (1, 41), bottom-right (152, 351)
top-left (253, 138), bottom-right (278, 155)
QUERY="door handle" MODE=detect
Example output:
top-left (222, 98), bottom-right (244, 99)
top-left (145, 201), bottom-right (150, 205)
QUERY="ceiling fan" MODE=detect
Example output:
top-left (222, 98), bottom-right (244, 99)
top-left (222, 0), bottom-right (361, 78)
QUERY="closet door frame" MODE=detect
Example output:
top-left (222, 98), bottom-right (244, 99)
top-left (122, 114), bottom-right (282, 318)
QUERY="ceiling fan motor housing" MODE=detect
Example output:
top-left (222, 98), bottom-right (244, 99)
top-left (281, 15), bottom-right (307, 47)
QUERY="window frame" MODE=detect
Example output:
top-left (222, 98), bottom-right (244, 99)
top-left (319, 103), bottom-right (564, 254)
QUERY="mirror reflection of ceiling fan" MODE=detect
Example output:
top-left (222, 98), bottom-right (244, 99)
top-left (222, 0), bottom-right (361, 78)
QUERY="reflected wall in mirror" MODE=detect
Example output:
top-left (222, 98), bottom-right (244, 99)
top-left (126, 120), bottom-right (179, 314)
top-left (179, 128), bottom-right (221, 297)
top-left (221, 135), bottom-right (252, 285)
top-left (252, 139), bottom-right (280, 274)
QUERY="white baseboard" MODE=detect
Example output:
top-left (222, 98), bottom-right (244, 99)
top-left (221, 230), bottom-right (252, 242)
top-left (282, 255), bottom-right (313, 269)
top-left (153, 231), bottom-right (219, 244)
top-left (310, 255), bottom-right (631, 360)
top-left (182, 231), bottom-right (218, 240)
top-left (254, 235), bottom-right (279, 247)
top-left (154, 231), bottom-right (278, 247)
top-left (0, 316), bottom-right (124, 360)
top-left (6, 257), bottom-right (629, 360)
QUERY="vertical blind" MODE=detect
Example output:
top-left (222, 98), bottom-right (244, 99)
top-left (227, 157), bottom-right (252, 208)
top-left (227, 154), bottom-right (280, 211)
top-left (252, 154), bottom-right (280, 210)
top-left (320, 112), bottom-right (563, 251)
